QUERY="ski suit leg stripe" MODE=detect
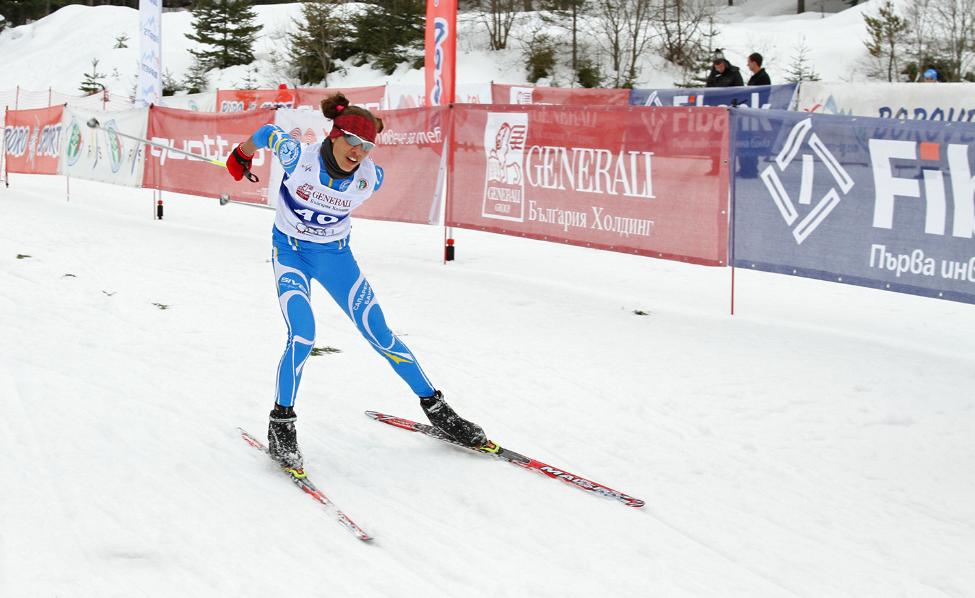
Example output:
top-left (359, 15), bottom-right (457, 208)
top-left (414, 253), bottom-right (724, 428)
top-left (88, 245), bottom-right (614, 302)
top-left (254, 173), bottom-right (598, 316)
top-left (322, 247), bottom-right (435, 397)
top-left (272, 251), bottom-right (315, 408)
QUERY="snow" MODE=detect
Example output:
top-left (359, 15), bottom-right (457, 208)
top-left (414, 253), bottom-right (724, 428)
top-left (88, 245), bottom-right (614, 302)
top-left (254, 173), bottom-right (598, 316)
top-left (2, 169), bottom-right (975, 595)
top-left (0, 0), bottom-right (913, 96)
top-left (2, 1), bottom-right (975, 595)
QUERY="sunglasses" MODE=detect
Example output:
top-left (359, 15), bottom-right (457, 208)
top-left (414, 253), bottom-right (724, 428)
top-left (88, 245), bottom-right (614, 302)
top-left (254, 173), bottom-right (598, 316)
top-left (338, 128), bottom-right (375, 152)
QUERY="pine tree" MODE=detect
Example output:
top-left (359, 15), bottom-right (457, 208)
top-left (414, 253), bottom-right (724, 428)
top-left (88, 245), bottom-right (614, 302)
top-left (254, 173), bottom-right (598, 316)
top-left (540, 0), bottom-right (590, 83)
top-left (186, 0), bottom-right (262, 70)
top-left (351, 0), bottom-right (425, 75)
top-left (786, 36), bottom-right (820, 82)
top-left (79, 58), bottom-right (107, 94)
top-left (183, 58), bottom-right (212, 94)
top-left (288, 0), bottom-right (347, 85)
top-left (864, 0), bottom-right (908, 82)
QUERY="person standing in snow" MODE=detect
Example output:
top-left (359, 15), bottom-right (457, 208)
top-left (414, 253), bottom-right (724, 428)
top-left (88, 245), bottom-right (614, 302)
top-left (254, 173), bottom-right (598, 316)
top-left (706, 49), bottom-right (744, 88)
top-left (225, 93), bottom-right (488, 471)
top-left (746, 52), bottom-right (771, 86)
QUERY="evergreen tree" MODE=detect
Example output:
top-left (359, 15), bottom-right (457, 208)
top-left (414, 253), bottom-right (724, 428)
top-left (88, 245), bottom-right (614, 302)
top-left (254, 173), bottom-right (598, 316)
top-left (186, 0), bottom-right (262, 70)
top-left (288, 0), bottom-right (347, 85)
top-left (540, 0), bottom-right (590, 83)
top-left (863, 0), bottom-right (908, 82)
top-left (79, 58), bottom-right (106, 94)
top-left (183, 58), bottom-right (211, 94)
top-left (350, 0), bottom-right (425, 75)
top-left (786, 36), bottom-right (820, 82)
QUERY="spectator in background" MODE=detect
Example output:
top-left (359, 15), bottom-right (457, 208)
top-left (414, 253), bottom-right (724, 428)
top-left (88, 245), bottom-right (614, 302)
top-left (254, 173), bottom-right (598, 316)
top-left (706, 49), bottom-right (744, 88)
top-left (747, 53), bottom-right (771, 86)
top-left (922, 68), bottom-right (940, 82)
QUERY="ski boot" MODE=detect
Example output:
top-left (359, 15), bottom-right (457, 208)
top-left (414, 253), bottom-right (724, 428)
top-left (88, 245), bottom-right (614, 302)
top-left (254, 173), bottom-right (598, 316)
top-left (267, 404), bottom-right (304, 471)
top-left (420, 390), bottom-right (488, 448)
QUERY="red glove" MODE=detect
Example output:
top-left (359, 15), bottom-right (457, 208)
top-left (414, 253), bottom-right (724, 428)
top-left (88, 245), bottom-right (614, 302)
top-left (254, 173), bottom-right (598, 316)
top-left (227, 144), bottom-right (255, 182)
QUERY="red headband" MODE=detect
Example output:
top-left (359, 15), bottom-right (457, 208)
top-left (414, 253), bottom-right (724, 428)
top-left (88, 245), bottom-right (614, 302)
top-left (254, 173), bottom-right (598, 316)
top-left (329, 112), bottom-right (378, 143)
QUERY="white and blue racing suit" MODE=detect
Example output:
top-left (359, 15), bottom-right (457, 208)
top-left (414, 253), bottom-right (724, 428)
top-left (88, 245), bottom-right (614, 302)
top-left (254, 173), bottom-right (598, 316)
top-left (253, 125), bottom-right (436, 407)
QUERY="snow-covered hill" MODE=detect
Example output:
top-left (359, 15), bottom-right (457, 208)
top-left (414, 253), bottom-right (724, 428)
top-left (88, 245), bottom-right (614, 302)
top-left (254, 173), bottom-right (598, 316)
top-left (0, 0), bottom-right (898, 96)
top-left (2, 160), bottom-right (975, 597)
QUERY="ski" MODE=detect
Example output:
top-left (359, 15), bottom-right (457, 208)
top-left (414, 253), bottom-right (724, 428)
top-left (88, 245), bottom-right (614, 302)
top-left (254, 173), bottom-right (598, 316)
top-left (364, 411), bottom-right (644, 509)
top-left (238, 428), bottom-right (373, 542)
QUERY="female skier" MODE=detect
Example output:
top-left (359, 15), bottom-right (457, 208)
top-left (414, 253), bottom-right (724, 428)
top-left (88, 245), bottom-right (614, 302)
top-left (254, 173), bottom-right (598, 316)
top-left (226, 93), bottom-right (487, 470)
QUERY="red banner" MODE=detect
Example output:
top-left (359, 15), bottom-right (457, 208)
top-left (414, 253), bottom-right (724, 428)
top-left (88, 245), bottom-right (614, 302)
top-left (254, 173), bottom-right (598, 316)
top-left (355, 107), bottom-right (447, 224)
top-left (3, 105), bottom-right (63, 175)
top-left (446, 105), bottom-right (729, 265)
top-left (217, 88), bottom-right (296, 112)
top-left (491, 84), bottom-right (630, 106)
top-left (425, 0), bottom-right (456, 106)
top-left (217, 86), bottom-right (386, 112)
top-left (143, 106), bottom-right (274, 204)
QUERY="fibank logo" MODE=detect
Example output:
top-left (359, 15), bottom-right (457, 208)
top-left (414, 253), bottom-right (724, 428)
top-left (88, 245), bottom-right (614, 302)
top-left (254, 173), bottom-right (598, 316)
top-left (761, 118), bottom-right (854, 244)
top-left (869, 139), bottom-right (975, 238)
top-left (643, 90), bottom-right (771, 109)
top-left (431, 18), bottom-right (449, 106)
top-left (482, 112), bottom-right (528, 221)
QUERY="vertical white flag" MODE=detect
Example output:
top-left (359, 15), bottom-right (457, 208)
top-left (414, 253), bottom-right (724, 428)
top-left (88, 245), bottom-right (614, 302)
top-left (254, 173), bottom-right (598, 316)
top-left (136, 0), bottom-right (162, 107)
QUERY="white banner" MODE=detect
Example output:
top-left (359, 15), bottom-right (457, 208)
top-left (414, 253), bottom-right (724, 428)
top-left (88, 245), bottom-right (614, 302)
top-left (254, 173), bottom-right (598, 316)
top-left (59, 106), bottom-right (149, 187)
top-left (158, 92), bottom-right (217, 112)
top-left (266, 109), bottom-right (332, 209)
top-left (384, 82), bottom-right (491, 109)
top-left (136, 0), bottom-right (162, 108)
top-left (796, 81), bottom-right (975, 122)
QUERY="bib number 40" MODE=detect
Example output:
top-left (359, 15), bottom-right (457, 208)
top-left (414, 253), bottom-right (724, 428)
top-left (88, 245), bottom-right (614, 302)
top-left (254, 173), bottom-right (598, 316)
top-left (294, 209), bottom-right (340, 226)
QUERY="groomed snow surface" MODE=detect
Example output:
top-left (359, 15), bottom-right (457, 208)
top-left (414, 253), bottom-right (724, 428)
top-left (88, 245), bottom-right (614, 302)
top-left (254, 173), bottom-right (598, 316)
top-left (1, 174), bottom-right (974, 596)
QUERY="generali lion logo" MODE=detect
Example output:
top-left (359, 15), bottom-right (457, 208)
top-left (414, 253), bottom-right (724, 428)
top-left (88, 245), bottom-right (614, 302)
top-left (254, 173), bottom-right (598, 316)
top-left (761, 118), bottom-right (854, 244)
top-left (296, 183), bottom-right (313, 201)
top-left (482, 112), bottom-right (528, 222)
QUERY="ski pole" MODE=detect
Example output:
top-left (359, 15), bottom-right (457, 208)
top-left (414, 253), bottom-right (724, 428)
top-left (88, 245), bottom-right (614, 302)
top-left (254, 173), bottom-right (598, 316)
top-left (85, 117), bottom-right (259, 182)
top-left (219, 193), bottom-right (273, 210)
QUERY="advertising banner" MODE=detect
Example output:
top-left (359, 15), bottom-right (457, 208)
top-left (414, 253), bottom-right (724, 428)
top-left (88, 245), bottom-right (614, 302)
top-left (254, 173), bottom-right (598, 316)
top-left (384, 82), bottom-right (490, 109)
top-left (795, 81), bottom-right (975, 122)
top-left (136, 0), bottom-right (162, 108)
top-left (143, 106), bottom-right (274, 204)
top-left (425, 0), bottom-right (456, 106)
top-left (217, 86), bottom-right (386, 112)
top-left (630, 83), bottom-right (798, 111)
top-left (159, 92), bottom-right (217, 112)
top-left (732, 107), bottom-right (975, 304)
top-left (217, 88), bottom-right (297, 113)
top-left (267, 108), bottom-right (443, 225)
top-left (60, 106), bottom-right (148, 187)
top-left (491, 84), bottom-right (630, 106)
top-left (295, 86), bottom-right (385, 111)
top-left (3, 105), bottom-right (63, 175)
top-left (447, 105), bottom-right (729, 265)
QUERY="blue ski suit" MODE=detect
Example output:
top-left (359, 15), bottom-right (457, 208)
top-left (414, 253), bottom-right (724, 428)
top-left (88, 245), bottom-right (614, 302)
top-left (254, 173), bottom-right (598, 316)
top-left (253, 124), bottom-right (436, 407)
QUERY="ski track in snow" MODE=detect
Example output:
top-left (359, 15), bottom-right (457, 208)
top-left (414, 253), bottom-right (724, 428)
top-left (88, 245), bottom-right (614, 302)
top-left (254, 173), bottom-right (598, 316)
top-left (1, 175), bottom-right (974, 597)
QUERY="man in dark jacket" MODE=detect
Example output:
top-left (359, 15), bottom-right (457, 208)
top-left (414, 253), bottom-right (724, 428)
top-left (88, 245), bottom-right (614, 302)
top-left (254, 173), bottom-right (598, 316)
top-left (706, 49), bottom-right (744, 87)
top-left (747, 53), bottom-right (771, 86)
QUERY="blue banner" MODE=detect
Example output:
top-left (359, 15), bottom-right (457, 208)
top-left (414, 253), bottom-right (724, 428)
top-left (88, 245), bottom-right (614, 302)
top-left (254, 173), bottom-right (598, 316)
top-left (731, 107), bottom-right (975, 304)
top-left (629, 84), bottom-right (797, 110)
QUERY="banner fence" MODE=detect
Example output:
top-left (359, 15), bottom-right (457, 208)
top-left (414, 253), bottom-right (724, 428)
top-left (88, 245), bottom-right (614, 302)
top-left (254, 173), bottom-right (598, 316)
top-left (446, 104), bottom-right (729, 266)
top-left (732, 107), bottom-right (975, 304)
